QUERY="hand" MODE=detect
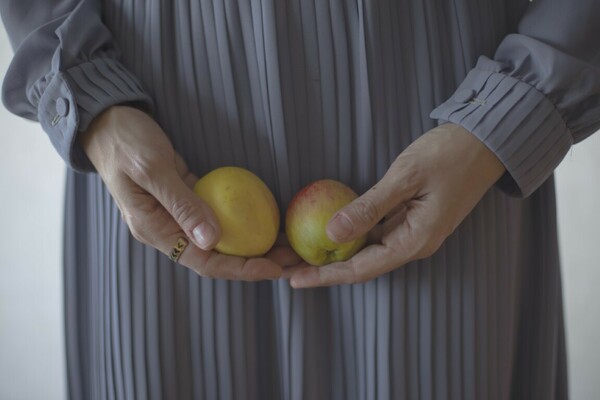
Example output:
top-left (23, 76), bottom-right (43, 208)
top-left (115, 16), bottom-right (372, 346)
top-left (81, 106), bottom-right (301, 280)
top-left (288, 123), bottom-right (506, 288)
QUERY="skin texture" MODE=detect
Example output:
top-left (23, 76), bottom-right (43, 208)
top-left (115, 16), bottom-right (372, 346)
top-left (288, 123), bottom-right (506, 288)
top-left (82, 107), bottom-right (504, 285)
top-left (80, 106), bottom-right (301, 280)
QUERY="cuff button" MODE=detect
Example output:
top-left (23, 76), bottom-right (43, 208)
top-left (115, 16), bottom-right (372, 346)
top-left (56, 97), bottom-right (70, 117)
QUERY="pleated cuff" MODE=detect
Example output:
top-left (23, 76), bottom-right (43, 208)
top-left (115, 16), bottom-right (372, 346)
top-left (37, 58), bottom-right (153, 172)
top-left (430, 67), bottom-right (573, 198)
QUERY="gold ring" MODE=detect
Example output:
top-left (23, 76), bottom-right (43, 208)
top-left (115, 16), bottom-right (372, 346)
top-left (168, 237), bottom-right (188, 263)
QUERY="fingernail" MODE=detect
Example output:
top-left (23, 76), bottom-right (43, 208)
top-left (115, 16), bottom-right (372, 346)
top-left (290, 269), bottom-right (318, 288)
top-left (291, 276), bottom-right (312, 289)
top-left (193, 222), bottom-right (216, 249)
top-left (327, 213), bottom-right (353, 242)
top-left (290, 277), bottom-right (305, 288)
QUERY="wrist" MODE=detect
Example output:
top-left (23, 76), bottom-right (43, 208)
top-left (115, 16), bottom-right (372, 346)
top-left (439, 123), bottom-right (506, 189)
top-left (79, 105), bottom-right (132, 173)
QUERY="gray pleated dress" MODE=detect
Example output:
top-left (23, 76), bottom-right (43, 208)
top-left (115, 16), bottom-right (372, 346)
top-left (3, 0), bottom-right (600, 399)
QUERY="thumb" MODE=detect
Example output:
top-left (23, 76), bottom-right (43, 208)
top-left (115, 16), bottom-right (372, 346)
top-left (326, 175), bottom-right (408, 243)
top-left (145, 169), bottom-right (222, 250)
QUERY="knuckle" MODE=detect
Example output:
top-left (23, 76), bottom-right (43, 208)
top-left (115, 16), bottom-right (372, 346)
top-left (130, 229), bottom-right (144, 243)
top-left (193, 266), bottom-right (206, 277)
top-left (192, 255), bottom-right (216, 279)
top-left (348, 262), bottom-right (365, 285)
top-left (353, 197), bottom-right (382, 225)
top-left (195, 266), bottom-right (214, 279)
top-left (391, 154), bottom-right (423, 194)
top-left (170, 198), bottom-right (202, 231)
top-left (123, 211), bottom-right (151, 245)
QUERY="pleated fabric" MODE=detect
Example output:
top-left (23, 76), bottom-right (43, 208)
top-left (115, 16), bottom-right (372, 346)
top-left (64, 0), bottom-right (567, 399)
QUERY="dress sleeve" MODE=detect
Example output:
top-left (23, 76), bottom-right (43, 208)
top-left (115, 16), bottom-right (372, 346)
top-left (1, 0), bottom-right (153, 172)
top-left (430, 0), bottom-right (600, 197)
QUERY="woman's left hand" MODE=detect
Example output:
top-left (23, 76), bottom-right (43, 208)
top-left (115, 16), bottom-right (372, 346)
top-left (288, 123), bottom-right (506, 288)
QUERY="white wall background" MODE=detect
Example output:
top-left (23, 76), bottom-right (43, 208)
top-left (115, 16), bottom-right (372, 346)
top-left (0, 27), bottom-right (599, 400)
top-left (555, 139), bottom-right (600, 400)
top-left (0, 31), bottom-right (66, 400)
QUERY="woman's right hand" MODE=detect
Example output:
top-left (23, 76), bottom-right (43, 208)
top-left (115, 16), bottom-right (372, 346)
top-left (80, 106), bottom-right (300, 280)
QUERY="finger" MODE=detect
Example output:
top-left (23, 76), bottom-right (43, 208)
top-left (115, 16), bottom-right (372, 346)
top-left (160, 207), bottom-right (286, 280)
top-left (280, 225), bottom-right (383, 281)
top-left (125, 200), bottom-right (282, 280)
top-left (326, 170), bottom-right (413, 244)
top-left (291, 209), bottom-right (421, 288)
top-left (114, 164), bottom-right (282, 281)
top-left (174, 240), bottom-right (283, 281)
top-left (281, 261), bottom-right (312, 279)
top-left (163, 225), bottom-right (282, 280)
top-left (155, 224), bottom-right (281, 280)
top-left (135, 168), bottom-right (222, 251)
top-left (278, 225), bottom-right (388, 281)
top-left (290, 243), bottom-right (403, 288)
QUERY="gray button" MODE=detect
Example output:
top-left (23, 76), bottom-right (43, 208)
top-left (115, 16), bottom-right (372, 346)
top-left (453, 89), bottom-right (476, 103)
top-left (56, 97), bottom-right (69, 117)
